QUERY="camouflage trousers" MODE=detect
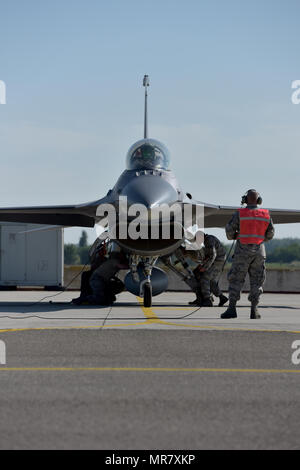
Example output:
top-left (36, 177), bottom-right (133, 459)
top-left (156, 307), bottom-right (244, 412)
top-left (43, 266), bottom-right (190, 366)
top-left (198, 258), bottom-right (225, 299)
top-left (89, 257), bottom-right (121, 303)
top-left (228, 249), bottom-right (266, 306)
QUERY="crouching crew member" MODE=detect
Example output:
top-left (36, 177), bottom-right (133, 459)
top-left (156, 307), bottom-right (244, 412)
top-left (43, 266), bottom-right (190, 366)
top-left (87, 242), bottom-right (128, 305)
top-left (189, 232), bottom-right (228, 307)
top-left (72, 238), bottom-right (127, 306)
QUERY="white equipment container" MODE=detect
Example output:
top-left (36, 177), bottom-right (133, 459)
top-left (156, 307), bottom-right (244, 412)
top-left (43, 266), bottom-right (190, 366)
top-left (0, 223), bottom-right (64, 288)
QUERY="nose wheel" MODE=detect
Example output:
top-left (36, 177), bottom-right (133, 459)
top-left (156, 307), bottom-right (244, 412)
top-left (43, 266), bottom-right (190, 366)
top-left (129, 255), bottom-right (158, 308)
top-left (143, 281), bottom-right (152, 308)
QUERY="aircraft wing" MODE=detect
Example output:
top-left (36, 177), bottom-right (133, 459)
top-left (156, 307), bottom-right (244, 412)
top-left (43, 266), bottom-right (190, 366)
top-left (191, 201), bottom-right (300, 228)
top-left (203, 204), bottom-right (240, 228)
top-left (0, 196), bottom-right (111, 227)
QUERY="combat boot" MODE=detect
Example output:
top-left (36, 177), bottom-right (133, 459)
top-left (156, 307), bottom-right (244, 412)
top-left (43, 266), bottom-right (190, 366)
top-left (221, 304), bottom-right (237, 319)
top-left (250, 305), bottom-right (261, 319)
top-left (189, 290), bottom-right (202, 306)
top-left (71, 295), bottom-right (88, 305)
top-left (218, 294), bottom-right (228, 307)
top-left (201, 297), bottom-right (213, 307)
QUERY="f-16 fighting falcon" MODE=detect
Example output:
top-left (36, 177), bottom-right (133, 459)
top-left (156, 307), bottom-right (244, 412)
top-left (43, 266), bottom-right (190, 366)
top-left (1, 76), bottom-right (300, 307)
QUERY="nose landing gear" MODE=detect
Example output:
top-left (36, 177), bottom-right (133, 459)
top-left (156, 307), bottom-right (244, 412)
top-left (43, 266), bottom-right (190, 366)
top-left (139, 257), bottom-right (156, 308)
top-left (125, 255), bottom-right (168, 307)
top-left (129, 255), bottom-right (158, 308)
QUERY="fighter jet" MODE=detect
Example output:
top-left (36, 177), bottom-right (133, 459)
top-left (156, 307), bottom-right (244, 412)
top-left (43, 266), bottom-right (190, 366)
top-left (1, 75), bottom-right (300, 307)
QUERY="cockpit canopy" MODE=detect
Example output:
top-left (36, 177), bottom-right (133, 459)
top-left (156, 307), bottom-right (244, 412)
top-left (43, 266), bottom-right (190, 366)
top-left (126, 139), bottom-right (171, 171)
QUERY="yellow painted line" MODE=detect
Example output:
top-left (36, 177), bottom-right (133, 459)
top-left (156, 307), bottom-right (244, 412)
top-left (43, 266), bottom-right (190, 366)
top-left (137, 297), bottom-right (300, 333)
top-left (100, 321), bottom-right (150, 328)
top-left (0, 299), bottom-right (157, 333)
top-left (0, 297), bottom-right (300, 334)
top-left (2, 323), bottom-right (300, 334)
top-left (146, 320), bottom-right (300, 334)
top-left (154, 307), bottom-right (195, 310)
top-left (137, 297), bottom-right (165, 323)
top-left (0, 320), bottom-right (150, 334)
top-left (0, 367), bottom-right (300, 374)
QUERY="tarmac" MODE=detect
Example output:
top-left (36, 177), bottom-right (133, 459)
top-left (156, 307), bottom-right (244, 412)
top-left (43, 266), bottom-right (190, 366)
top-left (0, 290), bottom-right (300, 450)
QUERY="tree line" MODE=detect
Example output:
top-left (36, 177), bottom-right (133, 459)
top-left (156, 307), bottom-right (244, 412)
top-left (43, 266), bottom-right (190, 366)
top-left (225, 238), bottom-right (300, 264)
top-left (64, 231), bottom-right (91, 265)
top-left (64, 232), bottom-right (300, 266)
top-left (265, 238), bottom-right (300, 264)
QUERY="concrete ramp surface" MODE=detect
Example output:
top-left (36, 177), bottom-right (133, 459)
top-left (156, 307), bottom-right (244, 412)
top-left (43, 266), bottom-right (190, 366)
top-left (0, 291), bottom-right (300, 449)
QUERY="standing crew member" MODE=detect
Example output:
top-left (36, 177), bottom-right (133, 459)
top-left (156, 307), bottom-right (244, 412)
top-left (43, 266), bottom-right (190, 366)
top-left (221, 189), bottom-right (275, 319)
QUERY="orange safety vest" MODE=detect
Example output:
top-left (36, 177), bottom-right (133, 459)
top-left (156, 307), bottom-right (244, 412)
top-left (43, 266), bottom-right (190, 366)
top-left (238, 208), bottom-right (270, 245)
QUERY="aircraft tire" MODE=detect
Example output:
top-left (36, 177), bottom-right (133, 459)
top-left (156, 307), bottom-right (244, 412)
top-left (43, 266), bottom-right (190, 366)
top-left (143, 282), bottom-right (152, 308)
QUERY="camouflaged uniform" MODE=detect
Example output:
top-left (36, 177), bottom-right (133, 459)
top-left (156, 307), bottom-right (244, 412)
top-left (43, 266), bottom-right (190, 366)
top-left (198, 234), bottom-right (227, 299)
top-left (226, 205), bottom-right (275, 306)
top-left (88, 249), bottom-right (128, 304)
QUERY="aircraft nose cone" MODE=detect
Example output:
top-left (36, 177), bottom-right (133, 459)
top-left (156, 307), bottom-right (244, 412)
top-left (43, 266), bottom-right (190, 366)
top-left (121, 174), bottom-right (178, 208)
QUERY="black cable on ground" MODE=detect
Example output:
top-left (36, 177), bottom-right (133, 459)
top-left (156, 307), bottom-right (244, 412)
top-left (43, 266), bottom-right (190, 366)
top-left (21, 262), bottom-right (90, 309)
top-left (216, 240), bottom-right (236, 286)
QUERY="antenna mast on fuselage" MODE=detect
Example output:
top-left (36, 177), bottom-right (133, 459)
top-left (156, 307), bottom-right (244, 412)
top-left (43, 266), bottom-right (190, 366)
top-left (143, 75), bottom-right (149, 139)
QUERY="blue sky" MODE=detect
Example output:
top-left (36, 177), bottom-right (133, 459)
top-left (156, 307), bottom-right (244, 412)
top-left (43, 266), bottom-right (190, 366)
top-left (0, 0), bottom-right (300, 243)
